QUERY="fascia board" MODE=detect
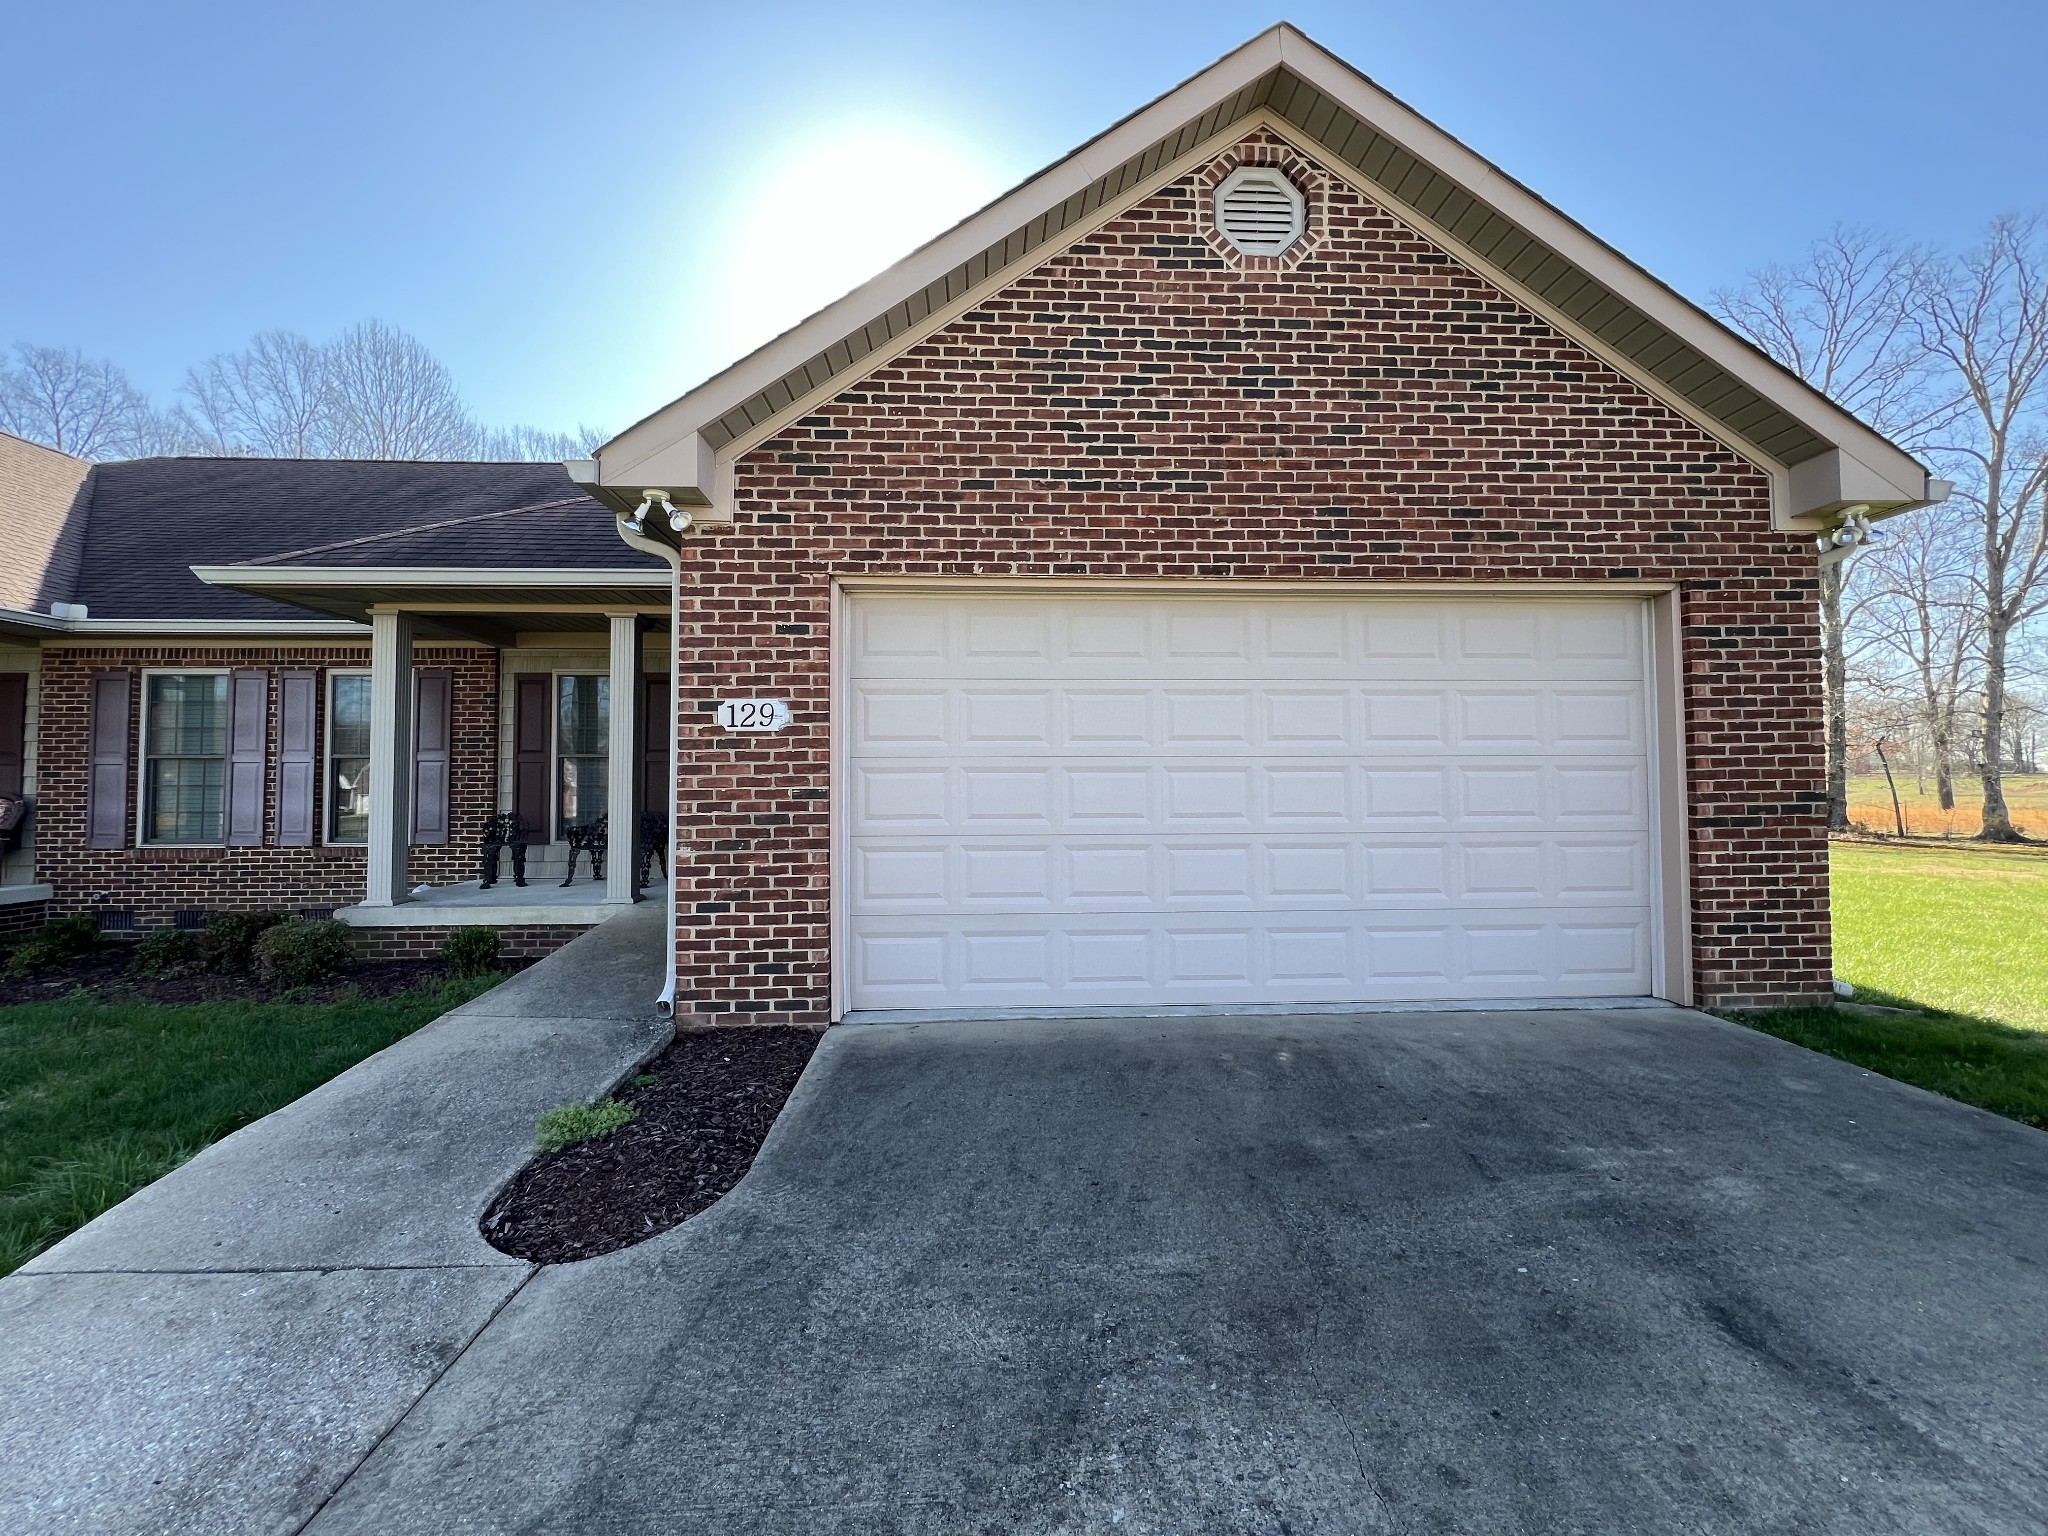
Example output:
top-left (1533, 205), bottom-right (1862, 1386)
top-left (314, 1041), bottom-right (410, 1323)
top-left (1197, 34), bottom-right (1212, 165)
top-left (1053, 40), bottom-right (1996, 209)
top-left (596, 29), bottom-right (1290, 488)
top-left (1269, 32), bottom-right (1928, 511)
top-left (0, 606), bottom-right (65, 637)
top-left (190, 566), bottom-right (665, 589)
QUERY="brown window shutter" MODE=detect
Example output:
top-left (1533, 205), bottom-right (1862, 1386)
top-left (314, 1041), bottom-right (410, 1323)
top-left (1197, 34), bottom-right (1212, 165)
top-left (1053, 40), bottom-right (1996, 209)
top-left (276, 670), bottom-right (317, 847)
top-left (225, 669), bottom-right (269, 846)
top-left (87, 671), bottom-right (132, 849)
top-left (638, 674), bottom-right (667, 825)
top-left (514, 672), bottom-right (549, 844)
top-left (0, 673), bottom-right (25, 798)
top-left (411, 667), bottom-right (451, 846)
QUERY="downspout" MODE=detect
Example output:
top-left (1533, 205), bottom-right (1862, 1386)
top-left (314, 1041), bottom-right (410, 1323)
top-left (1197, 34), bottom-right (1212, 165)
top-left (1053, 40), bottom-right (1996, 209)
top-left (611, 516), bottom-right (683, 1019)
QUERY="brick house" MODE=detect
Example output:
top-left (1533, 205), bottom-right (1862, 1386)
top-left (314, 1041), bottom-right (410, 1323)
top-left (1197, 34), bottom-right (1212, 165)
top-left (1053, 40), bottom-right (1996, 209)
top-left (0, 445), bottom-right (672, 956)
top-left (4, 25), bottom-right (1935, 1016)
top-left (576, 25), bottom-right (1934, 1022)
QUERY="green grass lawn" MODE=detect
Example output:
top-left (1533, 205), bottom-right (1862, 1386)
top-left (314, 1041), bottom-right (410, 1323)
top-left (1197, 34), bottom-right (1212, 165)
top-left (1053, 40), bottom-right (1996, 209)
top-left (0, 975), bottom-right (500, 1276)
top-left (1735, 840), bottom-right (2048, 1132)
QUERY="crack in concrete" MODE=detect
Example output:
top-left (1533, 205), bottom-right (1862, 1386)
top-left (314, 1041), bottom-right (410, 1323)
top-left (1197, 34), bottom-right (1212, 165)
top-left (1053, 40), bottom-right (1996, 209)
top-left (290, 1264), bottom-right (538, 1536)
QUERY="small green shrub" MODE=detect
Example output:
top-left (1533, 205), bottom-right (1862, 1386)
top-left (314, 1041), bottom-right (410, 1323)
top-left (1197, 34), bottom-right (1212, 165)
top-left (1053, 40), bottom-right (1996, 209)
top-left (534, 1098), bottom-right (637, 1154)
top-left (252, 919), bottom-right (354, 988)
top-left (441, 926), bottom-right (502, 978)
top-left (3, 914), bottom-right (102, 976)
top-left (133, 927), bottom-right (204, 979)
top-left (205, 910), bottom-right (286, 974)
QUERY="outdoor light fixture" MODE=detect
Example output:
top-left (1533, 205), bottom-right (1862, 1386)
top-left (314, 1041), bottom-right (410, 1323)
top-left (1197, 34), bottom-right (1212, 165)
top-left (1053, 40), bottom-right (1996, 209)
top-left (622, 489), bottom-right (692, 537)
top-left (1816, 505), bottom-right (1876, 569)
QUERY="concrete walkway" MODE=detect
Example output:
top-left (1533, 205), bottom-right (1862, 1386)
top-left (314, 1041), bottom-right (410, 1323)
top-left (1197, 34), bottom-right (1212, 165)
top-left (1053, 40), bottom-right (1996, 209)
top-left (8, 996), bottom-right (2048, 1533)
top-left (0, 903), bottom-right (670, 1536)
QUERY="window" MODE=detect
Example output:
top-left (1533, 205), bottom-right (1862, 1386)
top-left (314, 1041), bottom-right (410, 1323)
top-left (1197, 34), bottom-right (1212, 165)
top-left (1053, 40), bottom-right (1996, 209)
top-left (327, 672), bottom-right (371, 844)
top-left (142, 673), bottom-right (228, 844)
top-left (556, 674), bottom-right (609, 837)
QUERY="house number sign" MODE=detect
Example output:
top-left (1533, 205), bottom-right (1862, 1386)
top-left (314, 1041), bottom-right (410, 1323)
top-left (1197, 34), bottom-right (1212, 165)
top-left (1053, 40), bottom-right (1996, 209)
top-left (715, 698), bottom-right (792, 732)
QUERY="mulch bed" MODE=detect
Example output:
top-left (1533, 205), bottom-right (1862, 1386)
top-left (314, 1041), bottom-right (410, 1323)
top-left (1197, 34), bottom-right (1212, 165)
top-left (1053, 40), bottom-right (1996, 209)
top-left (482, 1026), bottom-right (822, 1264)
top-left (0, 949), bottom-right (515, 1008)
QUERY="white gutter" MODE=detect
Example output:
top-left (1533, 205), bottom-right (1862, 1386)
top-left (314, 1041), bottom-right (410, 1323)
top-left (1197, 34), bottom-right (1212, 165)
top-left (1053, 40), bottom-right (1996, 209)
top-left (1817, 479), bottom-right (1954, 570)
top-left (609, 516), bottom-right (684, 1019)
top-left (0, 606), bottom-right (370, 639)
top-left (189, 565), bottom-right (664, 590)
top-left (65, 618), bottom-right (371, 637)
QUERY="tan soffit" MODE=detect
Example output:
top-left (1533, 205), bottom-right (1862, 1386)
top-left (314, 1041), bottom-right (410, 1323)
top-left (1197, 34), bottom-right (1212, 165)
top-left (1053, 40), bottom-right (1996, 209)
top-left (593, 24), bottom-right (1929, 532)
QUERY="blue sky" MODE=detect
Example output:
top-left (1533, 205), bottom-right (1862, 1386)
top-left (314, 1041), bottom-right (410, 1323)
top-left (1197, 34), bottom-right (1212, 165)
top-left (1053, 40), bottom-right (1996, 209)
top-left (4, 0), bottom-right (2042, 440)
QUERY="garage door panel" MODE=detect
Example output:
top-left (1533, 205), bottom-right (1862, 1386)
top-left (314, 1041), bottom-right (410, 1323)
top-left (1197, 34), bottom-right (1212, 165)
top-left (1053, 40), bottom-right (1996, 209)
top-left (962, 768), bottom-right (1053, 827)
top-left (854, 760), bottom-right (1647, 839)
top-left (852, 766), bottom-right (951, 828)
top-left (853, 598), bottom-right (1642, 682)
top-left (1065, 690), bottom-right (1153, 745)
top-left (847, 907), bottom-right (1652, 1009)
top-left (850, 681), bottom-right (1636, 756)
top-left (962, 689), bottom-right (1052, 743)
top-left (849, 834), bottom-right (1646, 914)
top-left (846, 593), bottom-right (1655, 1010)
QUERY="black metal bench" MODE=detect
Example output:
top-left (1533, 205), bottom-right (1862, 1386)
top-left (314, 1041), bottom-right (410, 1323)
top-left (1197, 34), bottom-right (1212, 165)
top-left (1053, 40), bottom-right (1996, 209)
top-left (479, 812), bottom-right (531, 889)
top-left (561, 817), bottom-right (607, 887)
top-left (636, 810), bottom-right (667, 894)
top-left (0, 794), bottom-right (33, 857)
top-left (559, 813), bottom-right (671, 890)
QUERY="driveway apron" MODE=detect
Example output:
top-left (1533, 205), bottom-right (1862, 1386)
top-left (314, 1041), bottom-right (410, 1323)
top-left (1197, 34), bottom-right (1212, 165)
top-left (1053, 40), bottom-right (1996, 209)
top-left (300, 1008), bottom-right (2048, 1536)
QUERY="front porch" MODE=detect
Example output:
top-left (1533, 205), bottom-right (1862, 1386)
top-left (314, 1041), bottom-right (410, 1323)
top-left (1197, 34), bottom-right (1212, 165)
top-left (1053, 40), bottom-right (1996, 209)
top-left (335, 876), bottom-right (620, 932)
top-left (192, 559), bottom-right (675, 945)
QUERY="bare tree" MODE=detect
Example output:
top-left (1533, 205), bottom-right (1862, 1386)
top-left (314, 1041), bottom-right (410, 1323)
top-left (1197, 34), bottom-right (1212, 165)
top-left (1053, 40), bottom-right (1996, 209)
top-left (1859, 498), bottom-right (1982, 809)
top-left (182, 330), bottom-right (334, 456)
top-left (322, 320), bottom-right (477, 460)
top-left (1713, 227), bottom-right (1950, 829)
top-left (1915, 215), bottom-right (2048, 841)
top-left (0, 343), bottom-right (188, 458)
top-left (469, 422), bottom-right (609, 461)
top-left (9, 322), bottom-right (601, 465)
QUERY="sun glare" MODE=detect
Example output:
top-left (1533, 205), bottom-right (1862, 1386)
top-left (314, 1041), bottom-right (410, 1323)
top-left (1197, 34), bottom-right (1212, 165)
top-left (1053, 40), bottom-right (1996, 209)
top-left (705, 124), bottom-right (1008, 369)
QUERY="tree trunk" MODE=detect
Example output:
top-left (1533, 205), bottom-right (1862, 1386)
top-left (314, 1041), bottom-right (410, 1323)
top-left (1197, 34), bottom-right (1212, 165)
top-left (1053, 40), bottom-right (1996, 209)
top-left (1936, 751), bottom-right (1956, 811)
top-left (1876, 740), bottom-right (1906, 837)
top-left (1820, 561), bottom-right (1851, 832)
top-left (1979, 616), bottom-right (2020, 840)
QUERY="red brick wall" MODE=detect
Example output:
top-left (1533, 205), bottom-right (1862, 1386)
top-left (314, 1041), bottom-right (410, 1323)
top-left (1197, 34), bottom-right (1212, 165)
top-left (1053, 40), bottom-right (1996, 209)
top-left (33, 642), bottom-right (498, 924)
top-left (669, 130), bottom-right (1828, 1021)
top-left (0, 899), bottom-right (49, 938)
top-left (347, 923), bottom-right (591, 961)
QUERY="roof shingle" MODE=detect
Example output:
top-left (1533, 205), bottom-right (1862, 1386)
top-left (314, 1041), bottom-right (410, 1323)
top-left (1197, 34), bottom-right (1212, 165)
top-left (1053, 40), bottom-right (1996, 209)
top-left (64, 458), bottom-right (648, 620)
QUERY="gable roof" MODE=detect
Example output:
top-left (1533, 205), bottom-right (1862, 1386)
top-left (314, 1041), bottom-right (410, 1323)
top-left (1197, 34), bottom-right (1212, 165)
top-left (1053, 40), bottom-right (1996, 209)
top-left (53, 457), bottom-right (649, 622)
top-left (581, 23), bottom-right (1932, 535)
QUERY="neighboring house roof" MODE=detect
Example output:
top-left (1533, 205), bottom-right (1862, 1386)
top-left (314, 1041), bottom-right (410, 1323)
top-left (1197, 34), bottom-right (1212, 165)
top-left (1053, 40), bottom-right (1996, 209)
top-left (584, 22), bottom-right (1932, 533)
top-left (56, 458), bottom-right (651, 622)
top-left (0, 431), bottom-right (91, 613)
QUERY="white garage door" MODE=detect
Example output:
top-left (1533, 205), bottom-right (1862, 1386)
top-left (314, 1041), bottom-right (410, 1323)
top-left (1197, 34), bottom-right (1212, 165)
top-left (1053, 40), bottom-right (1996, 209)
top-left (844, 592), bottom-right (1655, 1013)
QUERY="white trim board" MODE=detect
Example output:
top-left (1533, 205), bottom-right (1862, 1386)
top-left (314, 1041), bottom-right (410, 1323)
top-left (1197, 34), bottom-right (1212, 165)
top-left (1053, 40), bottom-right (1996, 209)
top-left (829, 581), bottom-right (1684, 1019)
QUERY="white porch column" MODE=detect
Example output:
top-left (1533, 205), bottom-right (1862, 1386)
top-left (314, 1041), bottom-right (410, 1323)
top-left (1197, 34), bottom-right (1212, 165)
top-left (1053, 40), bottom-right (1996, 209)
top-left (363, 609), bottom-right (415, 908)
top-left (605, 611), bottom-right (642, 904)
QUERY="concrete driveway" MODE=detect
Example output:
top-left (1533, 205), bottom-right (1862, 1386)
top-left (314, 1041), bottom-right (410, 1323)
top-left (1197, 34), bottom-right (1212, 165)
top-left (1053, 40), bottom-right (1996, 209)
top-left (288, 1006), bottom-right (2047, 1535)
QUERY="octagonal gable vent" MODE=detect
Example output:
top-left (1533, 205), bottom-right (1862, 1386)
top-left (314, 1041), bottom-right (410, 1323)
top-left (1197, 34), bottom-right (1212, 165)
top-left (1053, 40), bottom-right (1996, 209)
top-left (1215, 167), bottom-right (1306, 255)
